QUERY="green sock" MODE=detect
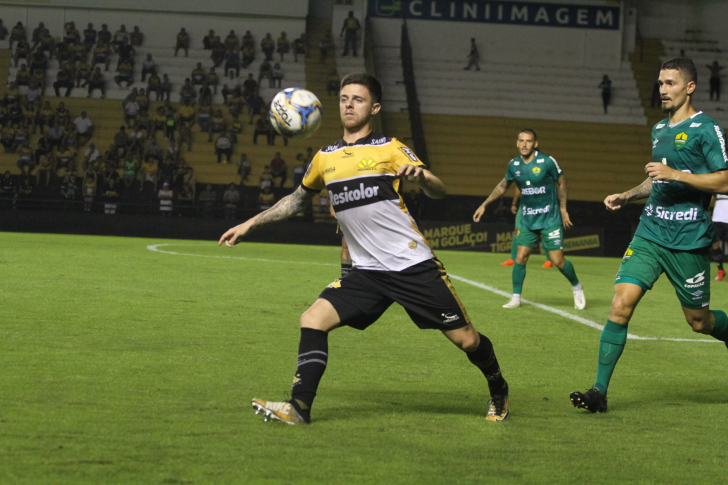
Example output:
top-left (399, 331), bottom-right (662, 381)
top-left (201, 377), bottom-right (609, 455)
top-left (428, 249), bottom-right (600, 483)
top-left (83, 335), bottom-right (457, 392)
top-left (545, 251), bottom-right (551, 263)
top-left (710, 310), bottom-right (728, 343)
top-left (512, 263), bottom-right (526, 294)
top-left (510, 237), bottom-right (518, 260)
top-left (594, 319), bottom-right (628, 397)
top-left (558, 259), bottom-right (580, 286)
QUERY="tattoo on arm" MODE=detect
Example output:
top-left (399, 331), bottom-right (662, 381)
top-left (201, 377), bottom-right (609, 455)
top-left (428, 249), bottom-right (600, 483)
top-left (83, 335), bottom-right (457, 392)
top-left (624, 178), bottom-right (653, 202)
top-left (252, 186), bottom-right (315, 227)
top-left (483, 178), bottom-right (510, 206)
top-left (557, 175), bottom-right (568, 210)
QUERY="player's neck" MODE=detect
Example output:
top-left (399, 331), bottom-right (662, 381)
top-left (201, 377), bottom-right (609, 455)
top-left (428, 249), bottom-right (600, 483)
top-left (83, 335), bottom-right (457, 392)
top-left (521, 151), bottom-right (537, 163)
top-left (668, 100), bottom-right (697, 125)
top-left (343, 125), bottom-right (372, 144)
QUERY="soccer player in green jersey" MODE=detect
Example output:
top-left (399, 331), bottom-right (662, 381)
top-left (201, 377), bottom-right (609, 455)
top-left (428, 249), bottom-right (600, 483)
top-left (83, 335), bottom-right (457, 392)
top-left (473, 129), bottom-right (585, 309)
top-left (571, 57), bottom-right (728, 413)
top-left (502, 188), bottom-right (552, 268)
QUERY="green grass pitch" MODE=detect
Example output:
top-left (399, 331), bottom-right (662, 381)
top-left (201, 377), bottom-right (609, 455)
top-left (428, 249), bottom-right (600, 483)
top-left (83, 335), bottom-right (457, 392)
top-left (1, 231), bottom-right (726, 484)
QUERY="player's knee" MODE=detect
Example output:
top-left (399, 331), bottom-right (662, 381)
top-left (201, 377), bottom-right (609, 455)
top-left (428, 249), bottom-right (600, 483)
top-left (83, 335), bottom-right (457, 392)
top-left (685, 314), bottom-right (712, 334)
top-left (610, 295), bottom-right (636, 321)
top-left (454, 327), bottom-right (480, 352)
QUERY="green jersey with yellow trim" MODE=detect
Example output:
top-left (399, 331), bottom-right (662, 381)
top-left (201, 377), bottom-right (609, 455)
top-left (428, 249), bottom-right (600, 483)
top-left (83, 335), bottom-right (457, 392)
top-left (505, 151), bottom-right (563, 230)
top-left (636, 111), bottom-right (728, 250)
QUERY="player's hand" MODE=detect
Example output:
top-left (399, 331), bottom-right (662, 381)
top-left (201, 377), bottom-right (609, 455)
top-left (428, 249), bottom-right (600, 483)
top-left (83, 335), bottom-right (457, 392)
top-left (218, 222), bottom-right (252, 248)
top-left (511, 205), bottom-right (518, 215)
top-left (396, 164), bottom-right (427, 184)
top-left (604, 193), bottom-right (628, 211)
top-left (561, 209), bottom-right (574, 229)
top-left (473, 204), bottom-right (486, 223)
top-left (645, 161), bottom-right (679, 181)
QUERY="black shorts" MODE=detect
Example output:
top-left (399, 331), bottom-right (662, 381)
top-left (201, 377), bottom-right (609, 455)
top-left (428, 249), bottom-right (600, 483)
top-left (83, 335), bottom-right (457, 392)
top-left (715, 222), bottom-right (728, 242)
top-left (319, 258), bottom-right (471, 331)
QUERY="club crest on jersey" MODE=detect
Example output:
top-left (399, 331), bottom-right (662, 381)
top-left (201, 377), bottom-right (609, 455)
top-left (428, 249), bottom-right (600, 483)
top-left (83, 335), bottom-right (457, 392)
top-left (357, 158), bottom-right (378, 171)
top-left (408, 241), bottom-right (418, 249)
top-left (327, 279), bottom-right (342, 289)
top-left (674, 132), bottom-right (688, 150)
top-left (623, 248), bottom-right (633, 261)
top-left (532, 167), bottom-right (541, 174)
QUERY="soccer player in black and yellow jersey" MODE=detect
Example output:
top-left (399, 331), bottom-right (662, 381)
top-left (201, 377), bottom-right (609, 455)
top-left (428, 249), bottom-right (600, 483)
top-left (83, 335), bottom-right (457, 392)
top-left (219, 73), bottom-right (510, 424)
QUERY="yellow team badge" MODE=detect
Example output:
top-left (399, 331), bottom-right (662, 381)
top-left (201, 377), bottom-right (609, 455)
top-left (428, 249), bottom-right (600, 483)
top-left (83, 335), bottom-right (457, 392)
top-left (357, 158), bottom-right (378, 170)
top-left (327, 279), bottom-right (342, 289)
top-left (408, 241), bottom-right (418, 249)
top-left (532, 167), bottom-right (541, 174)
top-left (674, 132), bottom-right (688, 150)
top-left (623, 248), bottom-right (633, 260)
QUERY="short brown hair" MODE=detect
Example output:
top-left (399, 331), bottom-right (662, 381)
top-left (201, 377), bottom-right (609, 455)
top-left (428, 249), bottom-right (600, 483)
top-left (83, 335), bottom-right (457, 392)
top-left (340, 72), bottom-right (383, 104)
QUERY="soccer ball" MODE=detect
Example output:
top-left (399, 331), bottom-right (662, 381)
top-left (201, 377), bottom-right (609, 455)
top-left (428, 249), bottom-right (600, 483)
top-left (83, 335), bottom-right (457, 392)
top-left (269, 88), bottom-right (323, 139)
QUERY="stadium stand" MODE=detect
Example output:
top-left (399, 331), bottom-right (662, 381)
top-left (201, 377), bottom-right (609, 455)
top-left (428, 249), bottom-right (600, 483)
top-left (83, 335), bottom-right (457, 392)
top-left (0, 16), bottom-right (347, 209)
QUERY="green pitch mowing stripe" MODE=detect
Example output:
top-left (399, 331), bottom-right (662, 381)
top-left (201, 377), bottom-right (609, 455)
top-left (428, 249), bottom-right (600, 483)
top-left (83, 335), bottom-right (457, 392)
top-left (1, 232), bottom-right (727, 484)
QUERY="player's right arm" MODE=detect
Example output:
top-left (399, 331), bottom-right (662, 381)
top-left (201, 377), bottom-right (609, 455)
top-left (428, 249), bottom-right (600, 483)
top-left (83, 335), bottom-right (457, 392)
top-left (219, 185), bottom-right (316, 247)
top-left (604, 177), bottom-right (652, 211)
top-left (473, 177), bottom-right (512, 222)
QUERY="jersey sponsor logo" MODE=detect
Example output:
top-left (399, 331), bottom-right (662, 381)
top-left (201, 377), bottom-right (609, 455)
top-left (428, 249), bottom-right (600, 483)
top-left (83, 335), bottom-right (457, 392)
top-left (399, 146), bottom-right (418, 162)
top-left (330, 182), bottom-right (381, 206)
top-left (644, 204), bottom-right (699, 221)
top-left (536, 158), bottom-right (544, 163)
top-left (342, 148), bottom-right (354, 158)
top-left (714, 125), bottom-right (728, 163)
top-left (684, 270), bottom-right (706, 289)
top-left (357, 158), bottom-right (378, 170)
top-left (523, 204), bottom-right (550, 216)
top-left (674, 132), bottom-right (688, 150)
top-left (370, 136), bottom-right (388, 145)
top-left (441, 312), bottom-right (460, 324)
top-left (532, 166), bottom-right (541, 174)
top-left (513, 161), bottom-right (520, 166)
top-left (323, 166), bottom-right (336, 174)
top-left (690, 122), bottom-right (702, 128)
top-left (656, 123), bottom-right (666, 129)
top-left (521, 186), bottom-right (546, 195)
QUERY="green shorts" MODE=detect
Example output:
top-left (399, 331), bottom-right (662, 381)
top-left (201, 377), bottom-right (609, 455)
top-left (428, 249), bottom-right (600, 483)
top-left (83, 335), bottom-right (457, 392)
top-left (517, 225), bottom-right (563, 252)
top-left (615, 235), bottom-right (710, 309)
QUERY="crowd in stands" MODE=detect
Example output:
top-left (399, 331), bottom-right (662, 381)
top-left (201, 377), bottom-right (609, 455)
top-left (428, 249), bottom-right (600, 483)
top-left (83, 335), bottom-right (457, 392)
top-left (1, 17), bottom-right (318, 218)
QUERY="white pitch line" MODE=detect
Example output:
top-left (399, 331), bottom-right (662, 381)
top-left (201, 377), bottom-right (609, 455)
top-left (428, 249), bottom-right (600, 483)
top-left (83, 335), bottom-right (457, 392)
top-left (448, 274), bottom-right (718, 344)
top-left (147, 243), bottom-right (717, 344)
top-left (146, 243), bottom-right (338, 267)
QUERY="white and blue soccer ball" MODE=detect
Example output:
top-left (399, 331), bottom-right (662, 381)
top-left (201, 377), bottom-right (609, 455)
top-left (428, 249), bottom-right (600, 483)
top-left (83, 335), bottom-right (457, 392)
top-left (269, 88), bottom-right (323, 139)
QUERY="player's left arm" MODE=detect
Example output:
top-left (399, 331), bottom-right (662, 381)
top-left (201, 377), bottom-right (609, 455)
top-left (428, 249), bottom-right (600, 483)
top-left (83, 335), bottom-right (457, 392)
top-left (555, 175), bottom-right (573, 229)
top-left (396, 164), bottom-right (446, 199)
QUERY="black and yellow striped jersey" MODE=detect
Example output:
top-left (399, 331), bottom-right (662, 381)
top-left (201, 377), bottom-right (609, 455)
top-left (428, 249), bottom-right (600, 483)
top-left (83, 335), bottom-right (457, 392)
top-left (302, 131), bottom-right (433, 271)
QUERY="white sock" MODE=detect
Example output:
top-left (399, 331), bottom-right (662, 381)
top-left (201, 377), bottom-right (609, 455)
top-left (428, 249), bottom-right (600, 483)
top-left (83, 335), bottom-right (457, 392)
top-left (572, 283), bottom-right (583, 291)
top-left (511, 294), bottom-right (521, 302)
